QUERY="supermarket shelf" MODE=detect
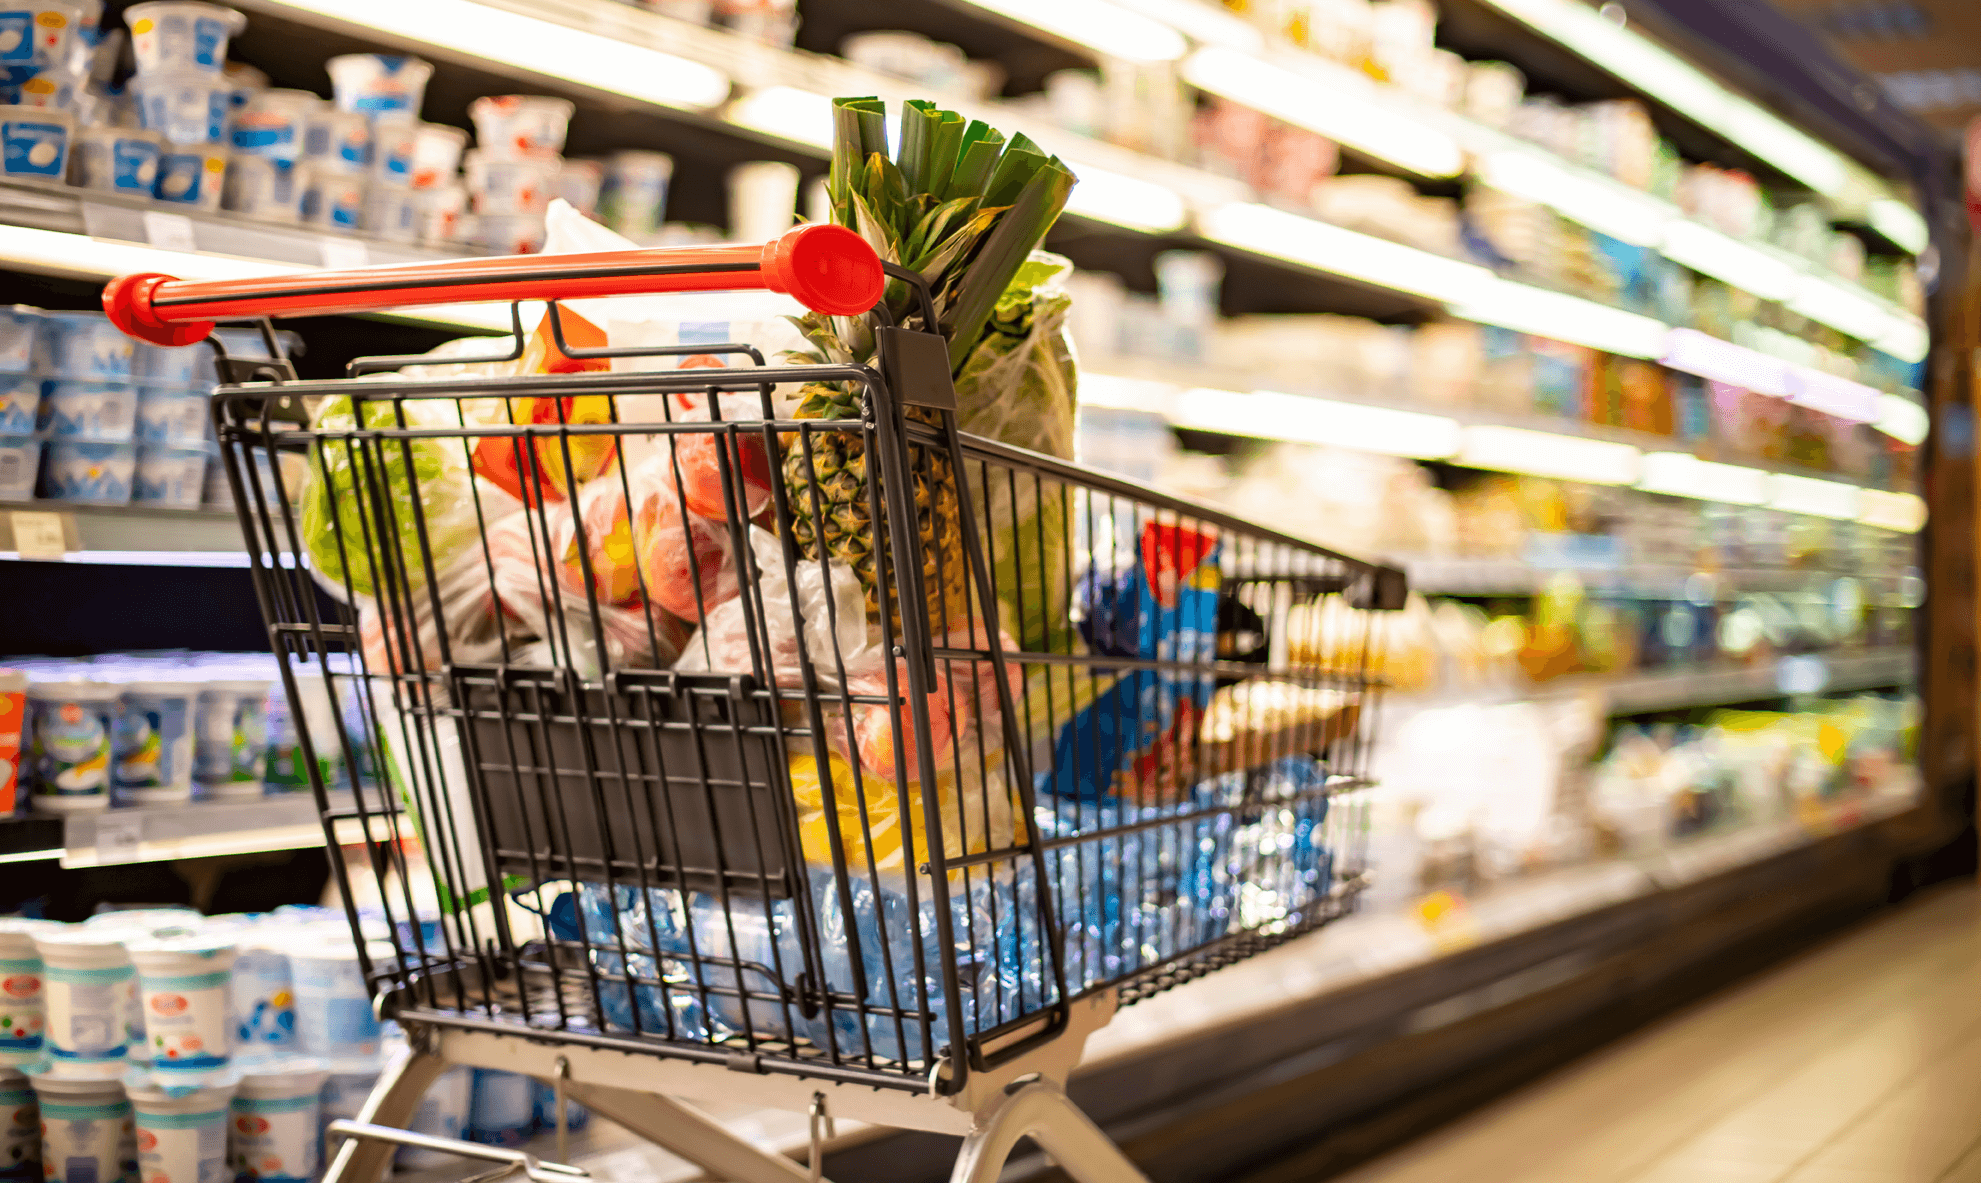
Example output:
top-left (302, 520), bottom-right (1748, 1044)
top-left (0, 501), bottom-right (250, 558)
top-left (1392, 646), bottom-right (1916, 715)
top-left (0, 791), bottom-right (374, 867)
top-left (1402, 555), bottom-right (1911, 598)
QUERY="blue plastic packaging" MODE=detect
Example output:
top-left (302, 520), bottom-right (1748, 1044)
top-left (466, 1070), bottom-right (533, 1148)
top-left (36, 312), bottom-right (132, 380)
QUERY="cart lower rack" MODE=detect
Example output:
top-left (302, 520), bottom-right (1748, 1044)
top-left (107, 224), bottom-right (1405, 1183)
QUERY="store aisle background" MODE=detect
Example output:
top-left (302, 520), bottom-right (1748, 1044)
top-left (1329, 881), bottom-right (1981, 1183)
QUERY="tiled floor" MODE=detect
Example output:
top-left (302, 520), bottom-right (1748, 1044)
top-left (1331, 879), bottom-right (1981, 1183)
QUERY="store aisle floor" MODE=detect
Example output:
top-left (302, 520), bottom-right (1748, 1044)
top-left (1327, 879), bottom-right (1981, 1183)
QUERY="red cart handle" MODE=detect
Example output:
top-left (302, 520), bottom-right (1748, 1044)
top-left (102, 222), bottom-right (885, 347)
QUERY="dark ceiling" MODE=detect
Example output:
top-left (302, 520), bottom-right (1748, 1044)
top-left (1768, 0), bottom-right (1981, 140)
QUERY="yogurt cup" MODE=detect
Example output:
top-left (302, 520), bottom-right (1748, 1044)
top-left (133, 445), bottom-right (206, 508)
top-left (123, 1), bottom-right (243, 73)
top-left (297, 165), bottom-right (361, 233)
top-left (220, 59), bottom-right (264, 118)
top-left (80, 910), bottom-right (199, 933)
top-left (30, 1071), bottom-right (134, 1183)
top-left (26, 683), bottom-right (117, 812)
top-left (325, 53), bottom-right (429, 117)
top-left (227, 87), bottom-right (312, 163)
top-left (359, 183), bottom-right (411, 243)
top-left (314, 1067), bottom-right (374, 1146)
top-left (597, 149), bottom-right (670, 240)
top-left (126, 1075), bottom-right (236, 1183)
top-left (0, 104), bottom-right (69, 180)
top-left (0, 1066), bottom-right (32, 1179)
top-left (128, 936), bottom-right (235, 1074)
top-left (532, 1077), bottom-right (588, 1136)
top-left (152, 143), bottom-right (226, 209)
top-left (553, 156), bottom-right (602, 218)
top-left (468, 95), bottom-right (572, 158)
top-left (408, 120), bottom-right (463, 189)
top-left (0, 308), bottom-right (37, 374)
top-left (465, 1069), bottom-right (531, 1147)
top-left (132, 342), bottom-right (204, 386)
top-left (299, 107), bottom-right (366, 173)
top-left (464, 148), bottom-right (556, 214)
top-left (41, 439), bottom-right (134, 503)
top-left (192, 682), bottom-right (266, 796)
top-left (0, 375), bottom-right (35, 435)
top-left (32, 929), bottom-right (134, 1066)
top-left (0, 919), bottom-right (60, 1063)
top-left (38, 380), bottom-right (135, 441)
top-left (0, 1), bottom-right (81, 88)
top-left (35, 312), bottom-right (129, 379)
top-left (228, 938), bottom-right (291, 1054)
top-left (112, 682), bottom-right (196, 799)
top-left (221, 152), bottom-right (297, 222)
top-left (394, 1065), bottom-right (467, 1169)
top-left (15, 66), bottom-right (78, 109)
top-left (283, 939), bottom-right (380, 1068)
top-left (475, 212), bottom-right (543, 255)
top-left (412, 182), bottom-right (464, 245)
top-left (261, 671), bottom-right (338, 793)
top-left (227, 1056), bottom-right (323, 1182)
top-left (0, 436), bottom-right (33, 500)
top-left (70, 125), bottom-right (162, 195)
top-left (368, 111), bottom-right (414, 187)
top-left (135, 392), bottom-right (207, 447)
top-left (132, 70), bottom-right (227, 146)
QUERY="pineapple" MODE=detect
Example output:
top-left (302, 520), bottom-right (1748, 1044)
top-left (783, 381), bottom-right (967, 631)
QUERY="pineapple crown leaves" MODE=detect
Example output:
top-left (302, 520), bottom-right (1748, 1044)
top-left (782, 96), bottom-right (1076, 379)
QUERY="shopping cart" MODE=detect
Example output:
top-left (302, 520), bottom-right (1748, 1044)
top-left (106, 225), bottom-right (1406, 1183)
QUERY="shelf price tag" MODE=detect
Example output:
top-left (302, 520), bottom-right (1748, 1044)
top-left (9, 511), bottom-right (71, 559)
top-left (319, 238), bottom-right (369, 270)
top-left (141, 211), bottom-right (198, 254)
top-left (1415, 888), bottom-right (1480, 953)
top-left (87, 813), bottom-right (144, 865)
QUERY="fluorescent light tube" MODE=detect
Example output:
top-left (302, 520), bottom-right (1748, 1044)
top-left (1868, 199), bottom-right (1929, 255)
top-left (1064, 164), bottom-right (1189, 231)
top-left (1788, 274), bottom-right (1898, 345)
top-left (955, 0), bottom-right (1189, 62)
top-left (1081, 373), bottom-right (1182, 411)
top-left (1661, 328), bottom-right (1790, 395)
top-left (261, 0), bottom-right (730, 110)
top-left (1201, 203), bottom-right (1492, 304)
top-left (1133, 0), bottom-right (1263, 51)
top-left (1168, 388), bottom-right (1462, 458)
top-left (1857, 489), bottom-right (1927, 533)
top-left (1783, 367), bottom-right (1881, 423)
top-left (1662, 220), bottom-right (1799, 302)
top-left (1458, 426), bottom-right (1641, 485)
top-left (1182, 47), bottom-right (1464, 179)
top-left (1475, 0), bottom-right (1850, 197)
top-left (728, 86), bottom-right (832, 150)
top-left (1637, 452), bottom-right (1770, 505)
top-left (1478, 149), bottom-right (1674, 248)
top-left (1877, 394), bottom-right (1929, 446)
top-left (1767, 473), bottom-right (1860, 520)
top-left (1875, 318), bottom-right (1930, 366)
top-left (1449, 278), bottom-right (1670, 359)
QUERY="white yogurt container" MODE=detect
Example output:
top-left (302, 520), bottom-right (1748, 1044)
top-left (0, 308), bottom-right (39, 374)
top-left (0, 375), bottom-right (35, 436)
top-left (464, 148), bottom-right (556, 214)
top-left (30, 1071), bottom-right (133, 1183)
top-left (220, 152), bottom-right (298, 223)
top-left (228, 938), bottom-right (291, 1054)
top-left (123, 1), bottom-right (243, 73)
top-left (112, 682), bottom-right (196, 802)
top-left (152, 143), bottom-right (227, 210)
top-left (283, 937), bottom-right (381, 1068)
top-left (394, 1064), bottom-right (468, 1170)
top-left (465, 1069), bottom-right (532, 1147)
top-left (32, 929), bottom-right (134, 1069)
top-left (39, 440), bottom-right (135, 505)
top-left (129, 937), bottom-right (235, 1075)
top-left (133, 445), bottom-right (206, 509)
top-left (597, 149), bottom-right (671, 240)
top-left (468, 94), bottom-right (572, 158)
top-left (408, 121), bottom-right (464, 189)
top-left (132, 70), bottom-right (227, 146)
top-left (0, 436), bottom-right (34, 500)
top-left (192, 681), bottom-right (266, 798)
top-left (413, 182), bottom-right (465, 245)
top-left (70, 124), bottom-right (160, 194)
top-left (228, 1056), bottom-right (323, 1183)
top-left (297, 165), bottom-right (362, 234)
top-left (221, 60), bottom-right (265, 119)
top-left (0, 105), bottom-right (70, 181)
top-left (315, 1067), bottom-right (375, 1149)
top-left (553, 156), bottom-right (602, 218)
top-left (126, 1075), bottom-right (235, 1183)
top-left (80, 910), bottom-right (198, 933)
top-left (0, 1), bottom-right (80, 88)
top-left (227, 87), bottom-right (313, 163)
top-left (325, 53), bottom-right (429, 116)
top-left (132, 341), bottom-right (204, 387)
top-left (35, 312), bottom-right (129, 380)
top-left (360, 183), bottom-right (412, 243)
top-left (0, 1066), bottom-right (33, 1179)
top-left (16, 66), bottom-right (79, 109)
top-left (368, 111), bottom-right (414, 187)
top-left (299, 108), bottom-right (366, 174)
top-left (475, 212), bottom-right (544, 256)
top-left (0, 920), bottom-right (59, 1064)
top-left (26, 683), bottom-right (118, 813)
top-left (38, 380), bottom-right (134, 441)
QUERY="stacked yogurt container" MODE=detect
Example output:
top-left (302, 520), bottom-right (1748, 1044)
top-left (34, 310), bottom-right (138, 505)
top-left (311, 53), bottom-right (436, 240)
top-left (124, 0), bottom-right (246, 212)
top-left (0, 308), bottom-right (41, 502)
top-left (0, 0), bottom-right (101, 188)
top-left (463, 94), bottom-right (574, 254)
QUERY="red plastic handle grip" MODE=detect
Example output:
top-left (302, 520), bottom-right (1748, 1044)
top-left (103, 223), bottom-right (885, 347)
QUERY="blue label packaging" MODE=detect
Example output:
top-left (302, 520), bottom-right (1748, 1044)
top-left (228, 939), bottom-right (293, 1052)
top-left (0, 919), bottom-right (59, 1062)
top-left (32, 928), bottom-right (135, 1065)
top-left (133, 445), bottom-right (207, 508)
top-left (35, 312), bottom-right (131, 380)
top-left (112, 683), bottom-right (196, 800)
top-left (38, 380), bottom-right (136, 442)
top-left (193, 682), bottom-right (266, 798)
top-left (466, 1069), bottom-right (533, 1147)
top-left (29, 1072), bottom-right (134, 1183)
top-left (0, 375), bottom-right (34, 435)
top-left (153, 144), bottom-right (227, 211)
top-left (135, 392), bottom-right (208, 447)
top-left (124, 1), bottom-right (244, 73)
top-left (26, 683), bottom-right (118, 810)
top-left (0, 104), bottom-right (69, 177)
top-left (39, 440), bottom-right (136, 505)
top-left (126, 1075), bottom-right (236, 1183)
top-left (0, 435), bottom-right (33, 499)
top-left (228, 1056), bottom-right (325, 1183)
top-left (72, 126), bottom-right (163, 195)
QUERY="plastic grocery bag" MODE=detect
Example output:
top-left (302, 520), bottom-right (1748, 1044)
top-left (626, 452), bottom-right (740, 624)
top-left (674, 526), bottom-right (870, 685)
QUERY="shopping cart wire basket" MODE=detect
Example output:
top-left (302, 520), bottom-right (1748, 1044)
top-left (107, 224), bottom-right (1406, 1183)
